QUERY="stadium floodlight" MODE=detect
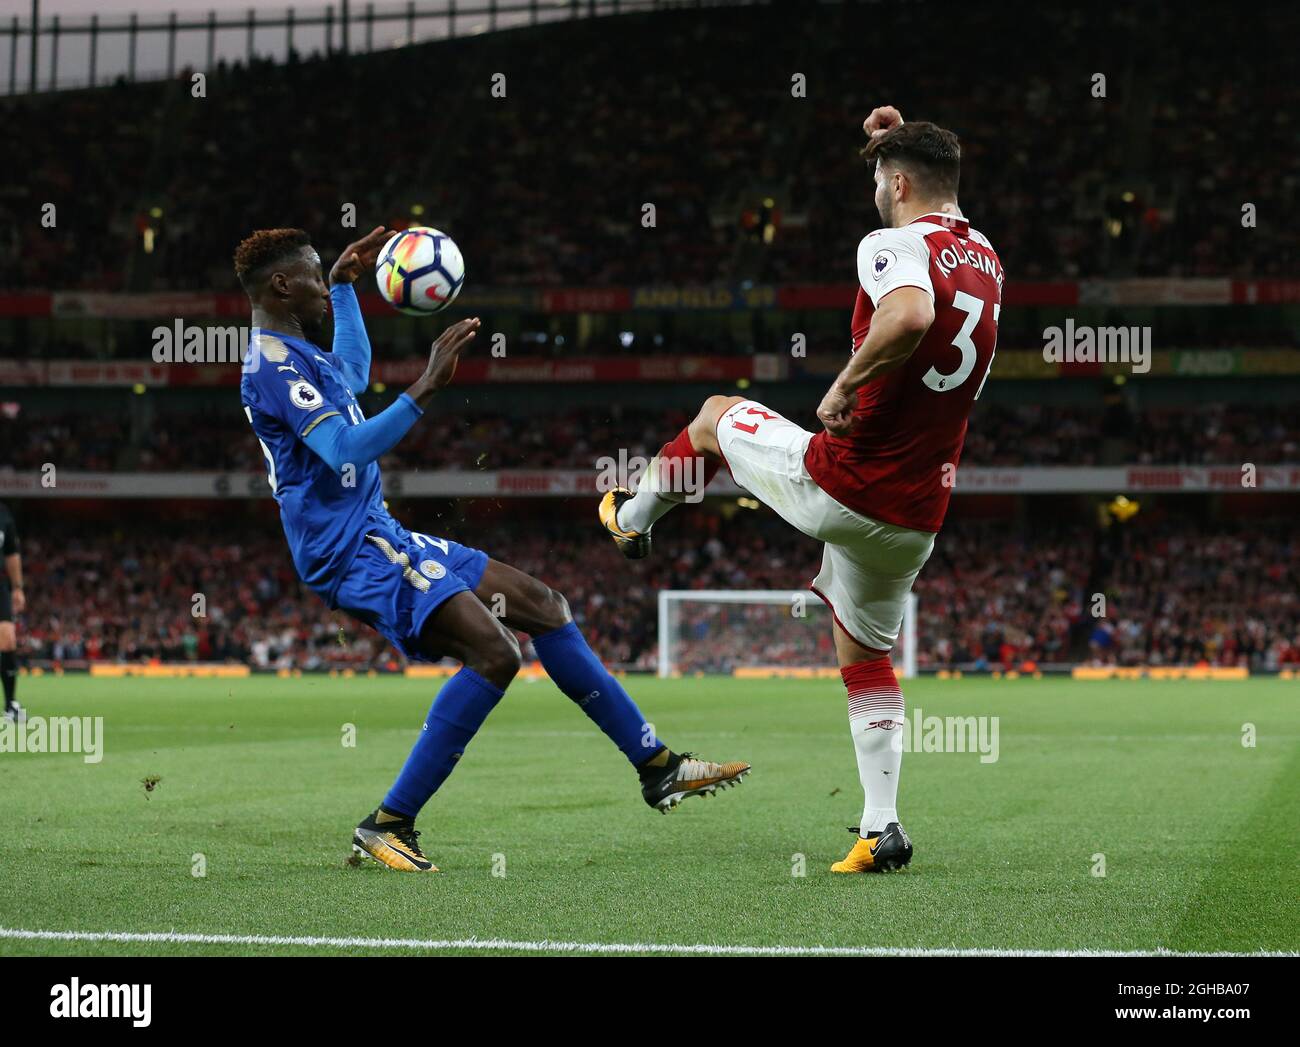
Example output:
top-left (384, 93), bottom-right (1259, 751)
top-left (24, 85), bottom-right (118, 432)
top-left (656, 590), bottom-right (917, 679)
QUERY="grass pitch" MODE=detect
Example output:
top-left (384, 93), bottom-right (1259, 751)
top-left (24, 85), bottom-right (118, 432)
top-left (0, 673), bottom-right (1296, 956)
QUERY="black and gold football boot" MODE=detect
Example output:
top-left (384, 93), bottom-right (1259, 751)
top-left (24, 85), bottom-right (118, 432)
top-left (351, 809), bottom-right (438, 872)
top-left (830, 822), bottom-right (913, 873)
top-left (639, 750), bottom-right (751, 813)
top-left (598, 487), bottom-right (652, 559)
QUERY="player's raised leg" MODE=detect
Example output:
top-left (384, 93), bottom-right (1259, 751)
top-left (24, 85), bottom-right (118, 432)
top-left (473, 558), bottom-right (750, 811)
top-left (598, 394), bottom-right (742, 557)
top-left (352, 590), bottom-right (520, 871)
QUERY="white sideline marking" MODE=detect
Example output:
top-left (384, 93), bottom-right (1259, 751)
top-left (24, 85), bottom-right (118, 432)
top-left (1, 928), bottom-right (1294, 957)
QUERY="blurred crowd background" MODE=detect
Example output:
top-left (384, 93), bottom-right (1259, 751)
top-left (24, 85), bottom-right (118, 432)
top-left (1, 5), bottom-right (1295, 293)
top-left (13, 510), bottom-right (1300, 674)
top-left (5, 400), bottom-right (1300, 473)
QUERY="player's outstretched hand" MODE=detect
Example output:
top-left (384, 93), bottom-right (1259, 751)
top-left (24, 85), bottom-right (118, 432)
top-left (425, 317), bottom-right (481, 390)
top-left (817, 383), bottom-right (856, 436)
top-left (863, 106), bottom-right (904, 140)
top-left (329, 225), bottom-right (392, 286)
top-left (406, 318), bottom-right (480, 407)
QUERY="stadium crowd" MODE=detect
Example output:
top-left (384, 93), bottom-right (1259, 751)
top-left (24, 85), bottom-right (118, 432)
top-left (11, 318), bottom-right (1295, 364)
top-left (10, 512), bottom-right (1298, 675)
top-left (1, 5), bottom-right (1292, 294)
top-left (5, 400), bottom-right (1297, 474)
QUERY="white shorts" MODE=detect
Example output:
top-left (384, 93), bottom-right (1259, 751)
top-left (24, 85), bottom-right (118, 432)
top-left (715, 400), bottom-right (935, 652)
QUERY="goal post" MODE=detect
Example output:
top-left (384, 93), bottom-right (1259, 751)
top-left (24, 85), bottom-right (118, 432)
top-left (657, 589), bottom-right (917, 679)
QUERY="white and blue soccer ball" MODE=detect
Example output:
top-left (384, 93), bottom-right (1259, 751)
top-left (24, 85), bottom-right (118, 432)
top-left (375, 226), bottom-right (465, 315)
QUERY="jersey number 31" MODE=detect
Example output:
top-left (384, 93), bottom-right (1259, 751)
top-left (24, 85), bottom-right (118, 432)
top-left (921, 290), bottom-right (999, 399)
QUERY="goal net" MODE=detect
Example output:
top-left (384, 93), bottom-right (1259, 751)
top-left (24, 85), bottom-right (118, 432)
top-left (656, 590), bottom-right (917, 678)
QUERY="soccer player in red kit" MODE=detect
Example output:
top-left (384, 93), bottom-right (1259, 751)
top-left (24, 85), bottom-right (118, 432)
top-left (599, 108), bottom-right (1002, 872)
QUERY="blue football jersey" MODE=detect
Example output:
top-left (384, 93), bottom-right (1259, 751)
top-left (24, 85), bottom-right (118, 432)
top-left (240, 330), bottom-right (385, 605)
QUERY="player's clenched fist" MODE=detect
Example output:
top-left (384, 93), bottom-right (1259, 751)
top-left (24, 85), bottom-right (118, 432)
top-left (863, 106), bottom-right (903, 140)
top-left (816, 382), bottom-right (856, 436)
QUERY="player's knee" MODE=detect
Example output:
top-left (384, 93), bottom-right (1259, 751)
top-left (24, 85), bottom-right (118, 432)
top-left (698, 394), bottom-right (742, 423)
top-left (0, 623), bottom-right (14, 650)
top-left (475, 630), bottom-right (522, 684)
top-left (690, 395), bottom-right (742, 448)
top-left (538, 587), bottom-right (572, 631)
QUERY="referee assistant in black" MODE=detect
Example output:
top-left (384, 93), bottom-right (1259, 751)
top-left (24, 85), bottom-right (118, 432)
top-left (0, 501), bottom-right (25, 722)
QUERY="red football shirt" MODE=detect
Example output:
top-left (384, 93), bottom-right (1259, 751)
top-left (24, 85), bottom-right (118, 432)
top-left (804, 212), bottom-right (1003, 533)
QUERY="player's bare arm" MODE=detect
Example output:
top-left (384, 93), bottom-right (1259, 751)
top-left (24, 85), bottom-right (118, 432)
top-left (816, 286), bottom-right (934, 435)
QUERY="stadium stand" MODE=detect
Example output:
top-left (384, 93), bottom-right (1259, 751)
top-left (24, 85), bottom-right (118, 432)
top-left (11, 512), bottom-right (1298, 673)
top-left (1, 6), bottom-right (1294, 293)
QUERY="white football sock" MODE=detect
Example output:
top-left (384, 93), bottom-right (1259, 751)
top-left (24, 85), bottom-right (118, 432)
top-left (616, 462), bottom-right (681, 534)
top-left (850, 715), bottom-right (903, 834)
top-left (844, 662), bottom-right (905, 836)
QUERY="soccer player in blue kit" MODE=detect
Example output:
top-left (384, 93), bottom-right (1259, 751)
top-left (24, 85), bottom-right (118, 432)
top-left (237, 226), bottom-right (750, 871)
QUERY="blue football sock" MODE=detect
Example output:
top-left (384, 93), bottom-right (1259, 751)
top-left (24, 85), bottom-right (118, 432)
top-left (532, 621), bottom-right (662, 766)
top-left (382, 667), bottom-right (505, 818)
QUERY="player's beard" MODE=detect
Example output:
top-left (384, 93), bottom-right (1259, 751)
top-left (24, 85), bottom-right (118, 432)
top-left (301, 311), bottom-right (326, 345)
top-left (877, 194), bottom-right (895, 229)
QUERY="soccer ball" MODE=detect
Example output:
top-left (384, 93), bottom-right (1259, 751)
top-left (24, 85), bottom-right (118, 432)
top-left (375, 226), bottom-right (465, 315)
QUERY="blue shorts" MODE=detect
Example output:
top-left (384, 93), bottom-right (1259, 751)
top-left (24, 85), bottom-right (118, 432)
top-left (334, 523), bottom-right (490, 662)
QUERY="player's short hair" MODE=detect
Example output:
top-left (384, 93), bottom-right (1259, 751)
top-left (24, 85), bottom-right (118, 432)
top-left (863, 121), bottom-right (961, 197)
top-left (233, 228), bottom-right (313, 293)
